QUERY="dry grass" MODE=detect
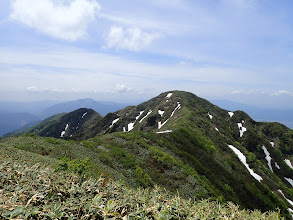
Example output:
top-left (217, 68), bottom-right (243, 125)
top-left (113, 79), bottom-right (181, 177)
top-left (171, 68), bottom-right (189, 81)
top-left (0, 159), bottom-right (283, 219)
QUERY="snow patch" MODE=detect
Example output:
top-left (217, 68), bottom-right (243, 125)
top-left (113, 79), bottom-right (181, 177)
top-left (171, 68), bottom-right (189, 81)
top-left (81, 112), bottom-right (88, 118)
top-left (228, 112), bottom-right (234, 117)
top-left (228, 145), bottom-right (262, 182)
top-left (139, 109), bottom-right (152, 123)
top-left (208, 112), bottom-right (213, 120)
top-left (285, 177), bottom-right (293, 187)
top-left (262, 146), bottom-right (273, 172)
top-left (109, 118), bottom-right (119, 128)
top-left (274, 162), bottom-right (280, 169)
top-left (237, 122), bottom-right (247, 137)
top-left (288, 208), bottom-right (293, 218)
top-left (166, 93), bottom-right (173, 99)
top-left (158, 110), bottom-right (164, 117)
top-left (125, 111), bottom-right (146, 132)
top-left (170, 102), bottom-right (181, 117)
top-left (158, 119), bottom-right (169, 129)
top-left (278, 189), bottom-right (293, 206)
top-left (127, 122), bottom-right (135, 132)
top-left (285, 159), bottom-right (293, 170)
top-left (270, 142), bottom-right (275, 148)
top-left (135, 111), bottom-right (144, 120)
top-left (60, 124), bottom-right (69, 138)
top-left (215, 127), bottom-right (219, 132)
top-left (158, 102), bottom-right (181, 130)
top-left (156, 130), bottom-right (172, 134)
top-left (123, 127), bottom-right (126, 132)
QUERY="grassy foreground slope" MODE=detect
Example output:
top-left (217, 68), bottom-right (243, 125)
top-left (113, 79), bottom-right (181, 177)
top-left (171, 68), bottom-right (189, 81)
top-left (0, 146), bottom-right (283, 219)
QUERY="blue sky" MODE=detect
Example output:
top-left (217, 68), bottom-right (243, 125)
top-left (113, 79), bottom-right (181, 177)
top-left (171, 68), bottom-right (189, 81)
top-left (0, 0), bottom-right (293, 108)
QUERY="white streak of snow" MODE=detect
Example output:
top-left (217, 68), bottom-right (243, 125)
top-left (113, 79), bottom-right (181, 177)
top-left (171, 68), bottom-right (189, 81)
top-left (228, 145), bottom-right (262, 182)
top-left (228, 112), bottom-right (234, 117)
top-left (139, 109), bottom-right (152, 123)
top-left (158, 119), bottom-right (169, 129)
top-left (170, 102), bottom-right (181, 117)
top-left (123, 127), bottom-right (126, 132)
top-left (157, 102), bottom-right (181, 130)
top-left (158, 110), bottom-right (164, 117)
top-left (128, 122), bottom-right (135, 131)
top-left (278, 189), bottom-right (293, 206)
top-left (237, 122), bottom-right (247, 137)
top-left (270, 142), bottom-right (275, 148)
top-left (285, 177), bottom-right (293, 187)
top-left (285, 159), bottom-right (293, 170)
top-left (136, 111), bottom-right (144, 120)
top-left (215, 127), bottom-right (219, 132)
top-left (126, 111), bottom-right (146, 132)
top-left (166, 93), bottom-right (173, 99)
top-left (262, 146), bottom-right (273, 172)
top-left (60, 124), bottom-right (69, 138)
top-left (208, 112), bottom-right (213, 120)
top-left (237, 123), bottom-right (242, 129)
top-left (156, 130), bottom-right (172, 134)
top-left (288, 208), bottom-right (293, 218)
top-left (275, 162), bottom-right (280, 169)
top-left (109, 118), bottom-right (119, 128)
top-left (81, 112), bottom-right (88, 118)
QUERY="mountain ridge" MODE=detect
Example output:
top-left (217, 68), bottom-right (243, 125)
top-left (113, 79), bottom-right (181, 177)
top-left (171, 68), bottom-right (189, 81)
top-left (2, 90), bottom-right (293, 219)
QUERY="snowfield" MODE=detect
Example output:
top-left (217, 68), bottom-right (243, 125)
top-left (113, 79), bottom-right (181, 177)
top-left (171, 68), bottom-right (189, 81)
top-left (228, 145), bottom-right (262, 182)
top-left (110, 118), bottom-right (119, 128)
top-left (237, 122), bottom-right (247, 137)
top-left (166, 93), bottom-right (173, 99)
top-left (208, 112), bottom-right (213, 120)
top-left (262, 146), bottom-right (273, 172)
top-left (156, 130), bottom-right (172, 134)
top-left (81, 112), bottom-right (87, 118)
top-left (228, 112), bottom-right (234, 117)
top-left (285, 159), bottom-right (293, 170)
top-left (60, 124), bottom-right (69, 138)
top-left (139, 109), bottom-right (152, 123)
top-left (285, 177), bottom-right (293, 187)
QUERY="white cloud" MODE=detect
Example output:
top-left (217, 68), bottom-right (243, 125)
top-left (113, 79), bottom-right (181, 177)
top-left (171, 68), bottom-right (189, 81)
top-left (10, 0), bottom-right (100, 41)
top-left (26, 86), bottom-right (64, 93)
top-left (105, 26), bottom-right (161, 51)
top-left (115, 84), bottom-right (132, 93)
top-left (273, 90), bottom-right (293, 96)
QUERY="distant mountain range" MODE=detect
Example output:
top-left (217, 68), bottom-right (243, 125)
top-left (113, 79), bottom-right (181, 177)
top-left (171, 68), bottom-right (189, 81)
top-left (0, 111), bottom-right (39, 137)
top-left (2, 90), bottom-right (293, 219)
top-left (41, 98), bottom-right (126, 118)
top-left (1, 96), bottom-right (292, 137)
top-left (0, 98), bottom-right (127, 136)
top-left (212, 100), bottom-right (293, 129)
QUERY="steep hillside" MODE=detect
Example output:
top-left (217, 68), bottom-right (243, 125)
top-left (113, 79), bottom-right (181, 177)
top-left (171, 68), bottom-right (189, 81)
top-left (22, 108), bottom-right (102, 139)
top-left (0, 145), bottom-right (282, 219)
top-left (2, 90), bottom-right (293, 219)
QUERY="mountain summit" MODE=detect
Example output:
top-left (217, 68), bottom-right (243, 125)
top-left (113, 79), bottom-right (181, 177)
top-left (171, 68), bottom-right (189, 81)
top-left (2, 90), bottom-right (293, 218)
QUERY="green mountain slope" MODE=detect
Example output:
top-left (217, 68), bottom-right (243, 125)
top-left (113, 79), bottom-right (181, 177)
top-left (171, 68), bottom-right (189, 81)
top-left (0, 146), bottom-right (282, 219)
top-left (20, 108), bottom-right (102, 139)
top-left (1, 90), bottom-right (293, 219)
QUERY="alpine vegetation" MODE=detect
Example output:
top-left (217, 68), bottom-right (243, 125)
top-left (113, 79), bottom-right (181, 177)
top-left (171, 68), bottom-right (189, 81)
top-left (1, 90), bottom-right (293, 219)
